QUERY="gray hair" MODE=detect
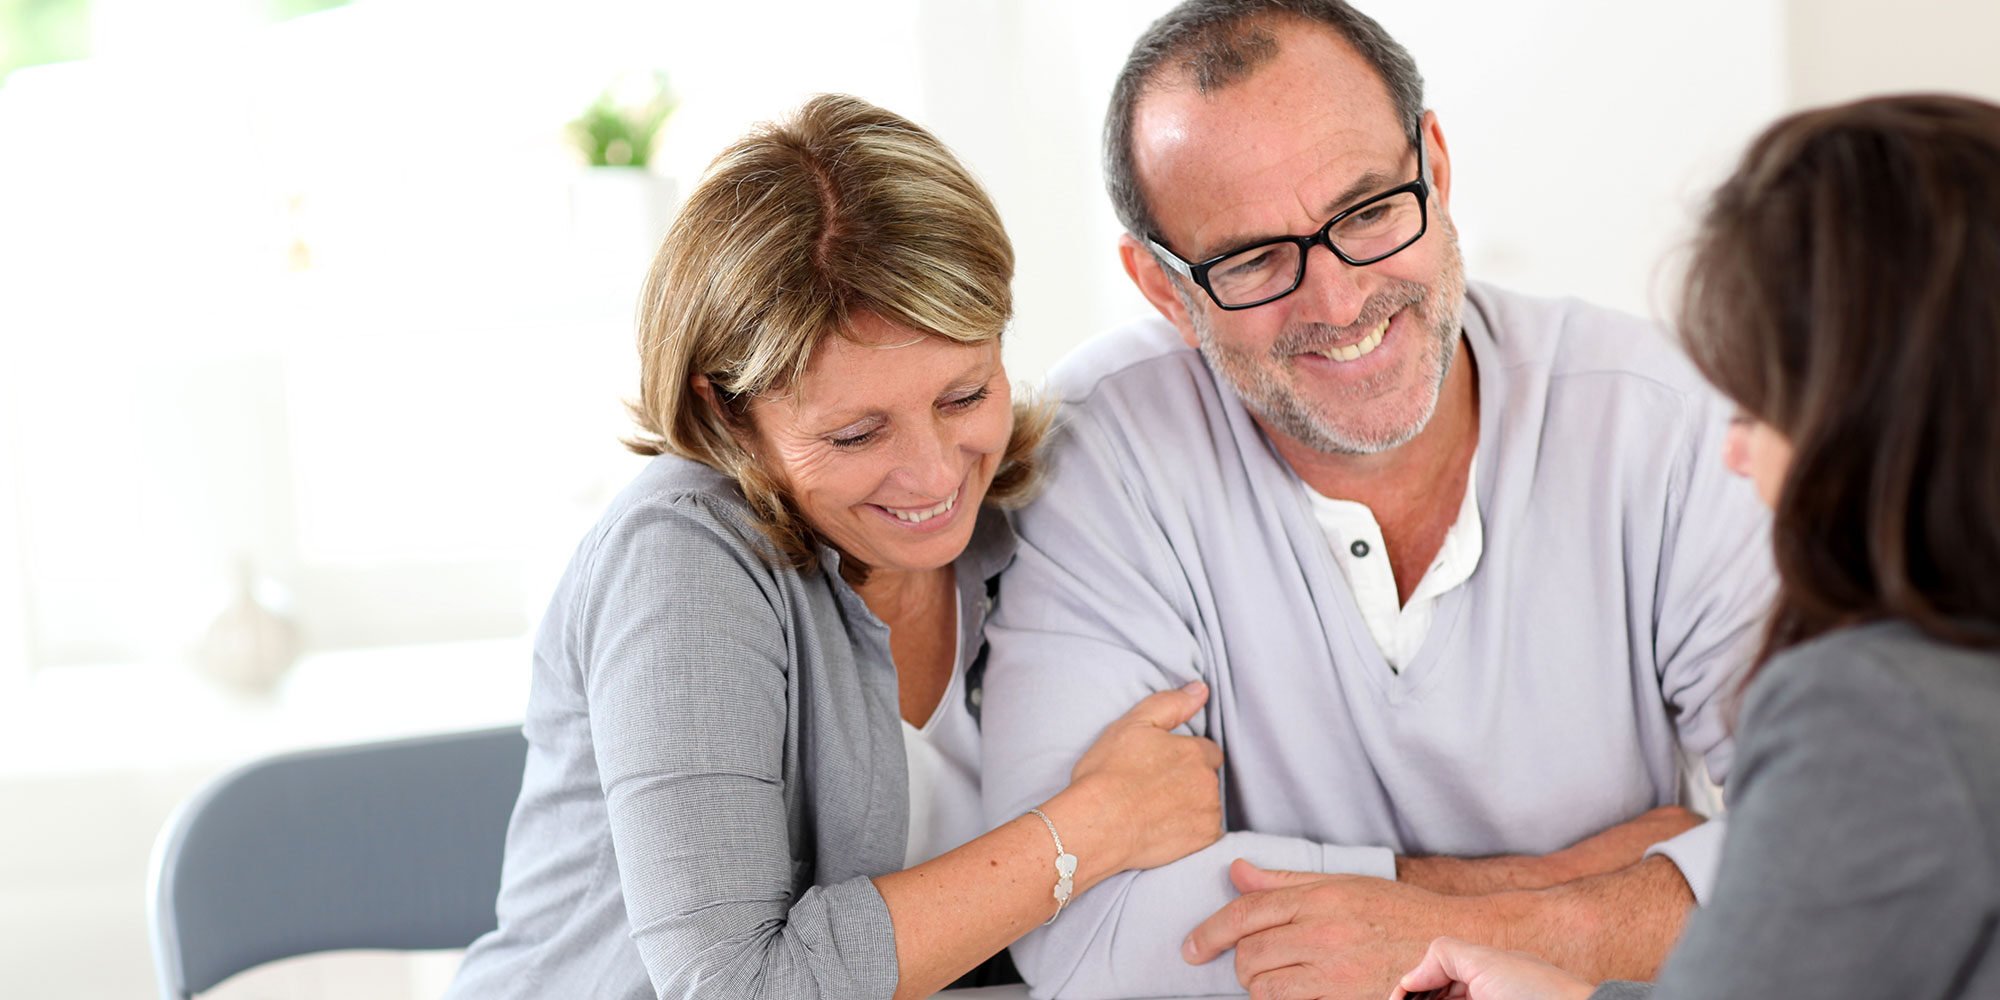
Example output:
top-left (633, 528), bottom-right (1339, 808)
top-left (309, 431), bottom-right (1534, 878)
top-left (1104, 0), bottom-right (1427, 240)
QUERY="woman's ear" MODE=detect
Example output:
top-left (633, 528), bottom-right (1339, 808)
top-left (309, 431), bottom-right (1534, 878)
top-left (694, 374), bottom-right (762, 460)
top-left (692, 373), bottom-right (743, 429)
top-left (691, 373), bottom-right (721, 411)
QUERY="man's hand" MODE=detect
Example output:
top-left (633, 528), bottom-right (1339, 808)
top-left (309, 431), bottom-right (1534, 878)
top-left (1399, 806), bottom-right (1706, 895)
top-left (1183, 860), bottom-right (1480, 999)
top-left (1185, 851), bottom-right (1696, 998)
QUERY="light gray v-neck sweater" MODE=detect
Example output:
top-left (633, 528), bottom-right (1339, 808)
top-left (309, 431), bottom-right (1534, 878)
top-left (981, 283), bottom-right (1775, 998)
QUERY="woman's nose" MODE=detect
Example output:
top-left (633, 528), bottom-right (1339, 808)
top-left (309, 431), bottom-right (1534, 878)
top-left (892, 423), bottom-right (961, 497)
top-left (1722, 422), bottom-right (1752, 478)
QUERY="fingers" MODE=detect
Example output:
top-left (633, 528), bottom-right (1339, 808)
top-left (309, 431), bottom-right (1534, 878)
top-left (1121, 679), bottom-right (1209, 730)
top-left (1183, 881), bottom-right (1296, 964)
top-left (1395, 936), bottom-right (1462, 994)
top-left (1396, 936), bottom-right (1523, 998)
top-left (1228, 858), bottom-right (1325, 894)
top-left (1244, 964), bottom-right (1320, 1000)
top-left (1231, 924), bottom-right (1326, 987)
top-left (1196, 735), bottom-right (1224, 769)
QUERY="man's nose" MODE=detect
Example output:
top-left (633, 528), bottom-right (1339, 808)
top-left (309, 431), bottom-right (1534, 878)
top-left (1289, 243), bottom-right (1372, 330)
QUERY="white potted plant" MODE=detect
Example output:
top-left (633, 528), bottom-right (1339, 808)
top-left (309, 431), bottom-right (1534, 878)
top-left (568, 71), bottom-right (679, 274)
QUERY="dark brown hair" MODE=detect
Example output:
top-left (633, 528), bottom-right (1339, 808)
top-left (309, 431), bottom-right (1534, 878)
top-left (1680, 94), bottom-right (2000, 670)
top-left (1104, 0), bottom-right (1425, 240)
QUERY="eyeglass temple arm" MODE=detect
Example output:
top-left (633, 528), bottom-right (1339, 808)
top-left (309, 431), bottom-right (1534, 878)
top-left (1143, 236), bottom-right (1196, 278)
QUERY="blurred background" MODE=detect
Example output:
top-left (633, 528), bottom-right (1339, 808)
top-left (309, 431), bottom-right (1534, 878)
top-left (1, 0), bottom-right (1994, 996)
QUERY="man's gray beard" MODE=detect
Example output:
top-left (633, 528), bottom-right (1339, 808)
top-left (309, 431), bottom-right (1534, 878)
top-left (1190, 224), bottom-right (1466, 456)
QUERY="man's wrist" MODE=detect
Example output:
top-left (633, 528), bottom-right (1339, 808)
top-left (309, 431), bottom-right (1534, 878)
top-left (1419, 883), bottom-right (1533, 955)
top-left (1487, 855), bottom-right (1694, 980)
top-left (1537, 840), bottom-right (1601, 886)
top-left (1398, 852), bottom-right (1561, 895)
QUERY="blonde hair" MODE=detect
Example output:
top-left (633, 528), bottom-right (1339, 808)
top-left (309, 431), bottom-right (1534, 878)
top-left (626, 93), bottom-right (1049, 572)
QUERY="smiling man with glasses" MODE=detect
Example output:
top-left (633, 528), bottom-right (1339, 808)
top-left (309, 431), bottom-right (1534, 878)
top-left (1146, 140), bottom-right (1430, 313)
top-left (979, 2), bottom-right (1776, 998)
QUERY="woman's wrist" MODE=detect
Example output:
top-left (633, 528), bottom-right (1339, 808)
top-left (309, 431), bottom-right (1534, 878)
top-left (1036, 778), bottom-right (1132, 890)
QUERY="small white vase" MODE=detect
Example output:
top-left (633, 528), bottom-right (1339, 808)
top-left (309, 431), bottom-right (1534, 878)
top-left (569, 167), bottom-right (678, 277)
top-left (195, 564), bottom-right (302, 697)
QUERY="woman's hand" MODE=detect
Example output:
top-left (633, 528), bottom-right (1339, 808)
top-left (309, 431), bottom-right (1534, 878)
top-left (1393, 936), bottom-right (1597, 1000)
top-left (1063, 681), bottom-right (1224, 873)
top-left (877, 681), bottom-right (1220, 998)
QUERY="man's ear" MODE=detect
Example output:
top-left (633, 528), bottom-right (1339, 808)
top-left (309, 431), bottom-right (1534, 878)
top-left (1119, 234), bottom-right (1203, 350)
top-left (1420, 109), bottom-right (1453, 212)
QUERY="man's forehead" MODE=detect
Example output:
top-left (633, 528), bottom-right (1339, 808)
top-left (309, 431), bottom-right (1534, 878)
top-left (1131, 23), bottom-right (1408, 255)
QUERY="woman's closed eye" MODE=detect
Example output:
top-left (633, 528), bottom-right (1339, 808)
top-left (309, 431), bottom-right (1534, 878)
top-left (942, 384), bottom-right (992, 412)
top-left (827, 421), bottom-right (884, 449)
top-left (824, 384), bottom-right (993, 449)
top-left (829, 429), bottom-right (878, 449)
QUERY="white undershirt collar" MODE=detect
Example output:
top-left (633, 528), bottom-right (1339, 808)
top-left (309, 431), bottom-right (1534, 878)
top-left (1301, 455), bottom-right (1483, 672)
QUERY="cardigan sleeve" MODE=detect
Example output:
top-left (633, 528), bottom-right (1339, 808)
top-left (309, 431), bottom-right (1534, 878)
top-left (574, 496), bottom-right (900, 1000)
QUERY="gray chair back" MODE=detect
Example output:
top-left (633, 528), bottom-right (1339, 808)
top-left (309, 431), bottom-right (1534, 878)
top-left (147, 725), bottom-right (528, 999)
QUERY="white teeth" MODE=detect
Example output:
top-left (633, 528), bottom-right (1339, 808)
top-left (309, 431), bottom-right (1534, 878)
top-left (1318, 317), bottom-right (1390, 363)
top-left (889, 488), bottom-right (958, 524)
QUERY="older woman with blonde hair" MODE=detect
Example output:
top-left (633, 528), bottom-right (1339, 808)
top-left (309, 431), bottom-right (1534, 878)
top-left (442, 94), bottom-right (1226, 1000)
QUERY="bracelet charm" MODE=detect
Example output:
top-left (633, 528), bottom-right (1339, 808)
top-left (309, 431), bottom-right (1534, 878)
top-left (1028, 807), bottom-right (1077, 924)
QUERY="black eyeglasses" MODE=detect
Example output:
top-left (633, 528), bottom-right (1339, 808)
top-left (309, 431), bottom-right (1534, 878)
top-left (1146, 142), bottom-right (1430, 311)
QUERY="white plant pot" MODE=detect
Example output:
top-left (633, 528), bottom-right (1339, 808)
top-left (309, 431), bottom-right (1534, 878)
top-left (194, 567), bottom-right (302, 697)
top-left (569, 167), bottom-right (678, 280)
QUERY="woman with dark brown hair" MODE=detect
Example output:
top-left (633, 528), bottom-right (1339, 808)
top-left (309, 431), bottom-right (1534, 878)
top-left (1391, 94), bottom-right (2000, 999)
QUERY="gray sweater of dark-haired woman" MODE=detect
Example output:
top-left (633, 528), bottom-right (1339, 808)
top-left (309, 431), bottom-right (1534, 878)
top-left (1594, 622), bottom-right (2000, 999)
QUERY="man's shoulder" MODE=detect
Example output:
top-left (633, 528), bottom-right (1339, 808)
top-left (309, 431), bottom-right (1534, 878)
top-left (1470, 281), bottom-right (1711, 400)
top-left (1033, 313), bottom-right (1254, 496)
top-left (1045, 312), bottom-right (1210, 405)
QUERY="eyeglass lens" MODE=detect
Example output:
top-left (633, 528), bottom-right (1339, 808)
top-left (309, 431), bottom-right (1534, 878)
top-left (1206, 189), bottom-right (1424, 306)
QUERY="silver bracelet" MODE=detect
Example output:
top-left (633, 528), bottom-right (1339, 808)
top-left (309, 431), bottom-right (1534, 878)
top-left (1027, 807), bottom-right (1078, 925)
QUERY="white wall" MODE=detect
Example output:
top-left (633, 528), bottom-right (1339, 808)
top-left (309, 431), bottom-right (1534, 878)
top-left (1383, 0), bottom-right (1788, 319)
top-left (907, 0), bottom-right (1790, 384)
top-left (7, 2), bottom-right (2000, 998)
top-left (1789, 0), bottom-right (2000, 107)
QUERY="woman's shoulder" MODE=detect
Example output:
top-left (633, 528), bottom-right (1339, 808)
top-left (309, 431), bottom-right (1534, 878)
top-left (553, 456), bottom-right (804, 628)
top-left (584, 455), bottom-right (775, 564)
top-left (603, 453), bottom-right (754, 521)
top-left (542, 456), bottom-right (812, 683)
top-left (1745, 622), bottom-right (2000, 816)
top-left (1752, 621), bottom-right (2000, 717)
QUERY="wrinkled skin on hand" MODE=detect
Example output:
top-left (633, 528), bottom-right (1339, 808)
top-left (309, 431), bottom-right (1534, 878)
top-left (1184, 861), bottom-right (1472, 999)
